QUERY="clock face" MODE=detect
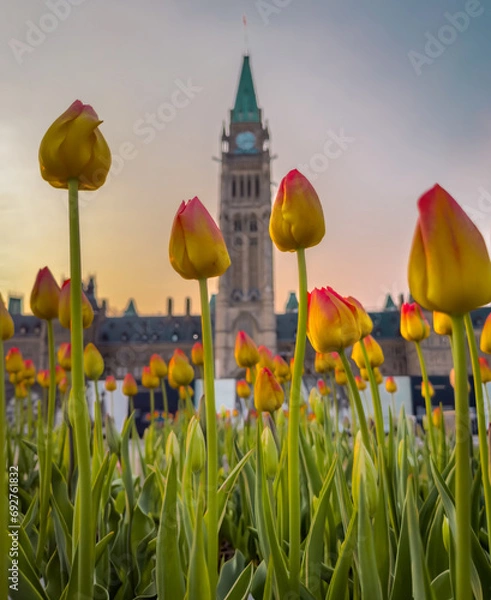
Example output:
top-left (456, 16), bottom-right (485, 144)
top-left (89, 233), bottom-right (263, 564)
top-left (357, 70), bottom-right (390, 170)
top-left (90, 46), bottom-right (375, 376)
top-left (236, 131), bottom-right (256, 152)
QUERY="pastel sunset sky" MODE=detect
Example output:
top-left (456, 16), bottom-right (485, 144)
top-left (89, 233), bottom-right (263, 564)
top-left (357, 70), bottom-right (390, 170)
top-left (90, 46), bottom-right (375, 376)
top-left (1, 0), bottom-right (490, 315)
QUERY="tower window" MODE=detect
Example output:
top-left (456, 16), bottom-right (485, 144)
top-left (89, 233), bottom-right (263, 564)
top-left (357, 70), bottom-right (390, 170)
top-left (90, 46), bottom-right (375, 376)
top-left (240, 176), bottom-right (244, 197)
top-left (232, 177), bottom-right (236, 198)
top-left (250, 217), bottom-right (258, 232)
top-left (234, 217), bottom-right (242, 232)
top-left (255, 175), bottom-right (260, 197)
top-left (247, 176), bottom-right (251, 197)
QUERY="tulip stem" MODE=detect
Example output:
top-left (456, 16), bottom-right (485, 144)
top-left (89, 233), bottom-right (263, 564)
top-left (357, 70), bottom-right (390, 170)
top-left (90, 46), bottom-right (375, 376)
top-left (415, 342), bottom-right (437, 460)
top-left (161, 380), bottom-right (169, 417)
top-left (464, 313), bottom-right (491, 551)
top-left (339, 351), bottom-right (370, 450)
top-left (68, 177), bottom-right (93, 599)
top-left (0, 342), bottom-right (7, 600)
top-left (451, 314), bottom-right (472, 600)
top-left (36, 319), bottom-right (57, 565)
top-left (198, 277), bottom-right (218, 596)
top-left (287, 248), bottom-right (308, 594)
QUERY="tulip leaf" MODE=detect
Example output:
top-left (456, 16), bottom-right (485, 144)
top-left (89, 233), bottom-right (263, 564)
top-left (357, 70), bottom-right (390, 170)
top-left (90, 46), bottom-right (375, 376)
top-left (155, 458), bottom-right (185, 600)
top-left (373, 461), bottom-right (390, 600)
top-left (299, 425), bottom-right (322, 497)
top-left (186, 497), bottom-right (211, 600)
top-left (223, 562), bottom-right (254, 600)
top-left (431, 570), bottom-right (453, 600)
top-left (217, 550), bottom-right (246, 599)
top-left (357, 480), bottom-right (384, 600)
top-left (216, 447), bottom-right (254, 530)
top-left (326, 511), bottom-right (357, 600)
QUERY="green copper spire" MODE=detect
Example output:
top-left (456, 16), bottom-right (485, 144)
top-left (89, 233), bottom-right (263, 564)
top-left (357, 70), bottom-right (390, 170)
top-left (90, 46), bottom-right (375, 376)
top-left (231, 55), bottom-right (260, 123)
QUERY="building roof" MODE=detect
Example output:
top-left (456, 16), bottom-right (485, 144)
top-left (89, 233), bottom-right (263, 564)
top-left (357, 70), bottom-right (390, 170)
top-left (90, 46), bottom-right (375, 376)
top-left (97, 315), bottom-right (203, 344)
top-left (124, 299), bottom-right (138, 317)
top-left (231, 56), bottom-right (260, 123)
top-left (285, 292), bottom-right (299, 312)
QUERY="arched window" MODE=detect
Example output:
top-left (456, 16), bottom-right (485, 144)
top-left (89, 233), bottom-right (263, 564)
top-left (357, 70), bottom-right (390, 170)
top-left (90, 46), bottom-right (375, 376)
top-left (234, 217), bottom-right (242, 232)
top-left (232, 177), bottom-right (236, 198)
top-left (255, 175), bottom-right (260, 197)
top-left (250, 216), bottom-right (258, 232)
top-left (247, 176), bottom-right (252, 197)
top-left (240, 176), bottom-right (244, 197)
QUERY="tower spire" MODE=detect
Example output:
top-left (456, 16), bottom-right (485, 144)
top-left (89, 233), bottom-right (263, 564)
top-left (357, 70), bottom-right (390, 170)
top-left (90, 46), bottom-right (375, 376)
top-left (232, 55), bottom-right (260, 124)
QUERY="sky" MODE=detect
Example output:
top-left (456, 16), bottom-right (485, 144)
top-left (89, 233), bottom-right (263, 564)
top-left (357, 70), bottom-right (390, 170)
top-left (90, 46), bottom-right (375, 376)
top-left (1, 0), bottom-right (491, 316)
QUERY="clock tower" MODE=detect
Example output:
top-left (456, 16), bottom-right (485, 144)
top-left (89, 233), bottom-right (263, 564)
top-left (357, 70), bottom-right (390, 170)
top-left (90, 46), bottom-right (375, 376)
top-left (215, 55), bottom-right (276, 378)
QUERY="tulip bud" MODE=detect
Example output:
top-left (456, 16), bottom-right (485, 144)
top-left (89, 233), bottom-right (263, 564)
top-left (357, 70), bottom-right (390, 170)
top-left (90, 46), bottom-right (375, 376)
top-left (234, 331), bottom-right (260, 368)
top-left (24, 359), bottom-right (36, 379)
top-left (269, 169), bottom-right (325, 252)
top-left (30, 266), bottom-right (61, 321)
top-left (58, 376), bottom-right (69, 394)
top-left (0, 293), bottom-right (14, 341)
top-left (59, 279), bottom-right (94, 330)
top-left (351, 335), bottom-right (384, 369)
top-left (442, 516), bottom-right (450, 553)
top-left (335, 367), bottom-right (347, 386)
top-left (83, 343), bottom-right (104, 381)
top-left (422, 381), bottom-right (435, 399)
top-left (317, 379), bottom-right (330, 397)
top-left (236, 379), bottom-right (251, 399)
top-left (408, 184), bottom-right (491, 315)
top-left (308, 387), bottom-right (321, 411)
top-left (307, 287), bottom-right (361, 353)
top-left (314, 352), bottom-right (336, 374)
top-left (245, 367), bottom-right (254, 384)
top-left (355, 375), bottom-right (367, 391)
top-left (479, 357), bottom-right (491, 384)
top-left (400, 302), bottom-right (430, 343)
top-left (37, 370), bottom-right (50, 388)
top-left (258, 346), bottom-right (274, 371)
top-left (15, 383), bottom-right (28, 400)
top-left (345, 296), bottom-right (373, 339)
top-left (385, 376), bottom-right (397, 394)
top-left (142, 366), bottom-right (159, 389)
top-left (433, 311), bottom-right (453, 336)
top-left (254, 367), bottom-right (284, 413)
top-left (261, 426), bottom-right (278, 480)
top-left (273, 355), bottom-right (290, 379)
top-left (57, 342), bottom-right (72, 370)
top-left (480, 313), bottom-right (491, 354)
top-left (352, 432), bottom-right (378, 517)
top-left (432, 406), bottom-right (443, 428)
top-left (39, 100), bottom-right (111, 191)
top-left (373, 367), bottom-right (383, 385)
top-left (165, 431), bottom-right (180, 465)
top-left (10, 372), bottom-right (22, 385)
top-left (6, 348), bottom-right (24, 374)
top-left (105, 375), bottom-right (117, 392)
top-left (105, 414), bottom-right (121, 455)
top-left (149, 353), bottom-right (168, 378)
top-left (168, 349), bottom-right (194, 386)
top-left (55, 365), bottom-right (65, 385)
top-left (186, 417), bottom-right (206, 474)
top-left (122, 373), bottom-right (138, 397)
top-left (169, 197), bottom-right (230, 280)
top-left (178, 385), bottom-right (194, 401)
top-left (191, 342), bottom-right (204, 366)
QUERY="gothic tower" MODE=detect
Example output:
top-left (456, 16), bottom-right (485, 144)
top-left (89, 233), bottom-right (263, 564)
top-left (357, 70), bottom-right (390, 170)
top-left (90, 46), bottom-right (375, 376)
top-left (215, 55), bottom-right (276, 378)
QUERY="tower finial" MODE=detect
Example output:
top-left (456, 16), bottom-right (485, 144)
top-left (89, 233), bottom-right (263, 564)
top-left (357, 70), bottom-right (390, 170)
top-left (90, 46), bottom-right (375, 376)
top-left (242, 14), bottom-right (249, 56)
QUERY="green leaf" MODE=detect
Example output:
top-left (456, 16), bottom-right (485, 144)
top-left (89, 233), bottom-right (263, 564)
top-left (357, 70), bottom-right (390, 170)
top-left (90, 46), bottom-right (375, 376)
top-left (186, 498), bottom-right (211, 600)
top-left (216, 448), bottom-right (254, 530)
top-left (357, 480), bottom-right (384, 600)
top-left (217, 550), bottom-right (246, 600)
top-left (299, 425), bottom-right (323, 497)
top-left (326, 512), bottom-right (357, 600)
top-left (389, 495), bottom-right (412, 600)
top-left (374, 462), bottom-right (390, 600)
top-left (155, 458), bottom-right (185, 600)
top-left (431, 570), bottom-right (453, 600)
top-left (223, 563), bottom-right (254, 600)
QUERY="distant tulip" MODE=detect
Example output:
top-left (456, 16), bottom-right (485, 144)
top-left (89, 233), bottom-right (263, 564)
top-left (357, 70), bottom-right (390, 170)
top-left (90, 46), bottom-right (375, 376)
top-left (24, 359), bottom-right (36, 379)
top-left (15, 383), bottom-right (28, 400)
top-left (345, 296), bottom-right (373, 338)
top-left (178, 385), bottom-right (194, 401)
top-left (317, 379), bottom-right (330, 397)
top-left (314, 352), bottom-right (336, 374)
top-left (186, 417), bottom-right (206, 474)
top-left (479, 357), bottom-right (491, 384)
top-left (168, 349), bottom-right (194, 386)
top-left (55, 365), bottom-right (65, 385)
top-left (269, 169), bottom-right (325, 252)
top-left (57, 342), bottom-right (72, 370)
top-left (37, 370), bottom-right (50, 388)
top-left (400, 302), bottom-right (430, 343)
top-left (245, 367), bottom-right (254, 384)
top-left (335, 367), bottom-right (347, 386)
top-left (59, 279), bottom-right (94, 330)
top-left (6, 348), bottom-right (24, 374)
top-left (351, 335), bottom-right (384, 369)
top-left (433, 311), bottom-right (453, 337)
top-left (331, 352), bottom-right (343, 370)
top-left (141, 366), bottom-right (159, 389)
top-left (261, 426), bottom-right (279, 480)
top-left (432, 406), bottom-right (443, 428)
top-left (169, 197), bottom-right (230, 280)
top-left (10, 371), bottom-right (24, 384)
top-left (307, 287), bottom-right (361, 353)
top-left (105, 375), bottom-right (117, 392)
top-left (373, 367), bottom-right (383, 385)
top-left (234, 331), bottom-right (260, 368)
top-left (236, 379), bottom-right (251, 399)
top-left (355, 375), bottom-right (367, 391)
top-left (422, 380), bottom-right (435, 398)
top-left (480, 314), bottom-right (491, 354)
top-left (30, 267), bottom-right (60, 321)
top-left (149, 353), bottom-right (167, 378)
top-left (191, 342), bottom-right (204, 366)
top-left (0, 293), bottom-right (14, 341)
top-left (122, 373), bottom-right (138, 397)
top-left (83, 343), bottom-right (104, 381)
top-left (257, 345), bottom-right (274, 371)
top-left (385, 376), bottom-right (397, 394)
top-left (254, 367), bottom-right (284, 413)
top-left (290, 357), bottom-right (303, 376)
top-left (408, 184), bottom-right (491, 314)
top-left (273, 355), bottom-right (290, 379)
top-left (58, 377), bottom-right (69, 394)
top-left (39, 100), bottom-right (111, 191)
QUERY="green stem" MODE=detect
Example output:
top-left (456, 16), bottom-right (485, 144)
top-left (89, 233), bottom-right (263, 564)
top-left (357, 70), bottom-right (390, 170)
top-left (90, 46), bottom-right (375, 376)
top-left (287, 248), bottom-right (308, 593)
top-left (198, 278), bottom-right (218, 596)
top-left (340, 351), bottom-right (370, 450)
top-left (359, 340), bottom-right (385, 450)
top-left (68, 177), bottom-right (93, 600)
top-left (464, 313), bottom-right (491, 551)
top-left (161, 379), bottom-right (169, 417)
top-left (415, 342), bottom-right (437, 460)
top-left (92, 382), bottom-right (104, 479)
top-left (0, 342), bottom-right (7, 600)
top-left (329, 371), bottom-right (338, 436)
top-left (484, 384), bottom-right (491, 423)
top-left (451, 315), bottom-right (472, 599)
top-left (27, 386), bottom-right (33, 438)
top-left (36, 319), bottom-right (57, 564)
